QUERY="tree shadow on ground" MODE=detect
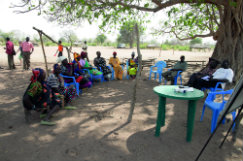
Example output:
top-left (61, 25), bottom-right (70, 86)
top-left (0, 64), bottom-right (242, 161)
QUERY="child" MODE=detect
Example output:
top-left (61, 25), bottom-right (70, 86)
top-left (54, 40), bottom-right (63, 57)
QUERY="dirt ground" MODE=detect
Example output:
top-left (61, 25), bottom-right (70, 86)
top-left (0, 46), bottom-right (242, 161)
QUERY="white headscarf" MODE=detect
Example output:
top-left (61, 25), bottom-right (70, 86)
top-left (56, 56), bottom-right (67, 63)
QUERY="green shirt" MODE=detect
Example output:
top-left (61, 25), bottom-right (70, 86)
top-left (173, 61), bottom-right (187, 71)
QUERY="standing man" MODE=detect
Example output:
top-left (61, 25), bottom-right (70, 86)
top-left (21, 37), bottom-right (34, 70)
top-left (5, 37), bottom-right (15, 70)
top-left (82, 41), bottom-right (89, 62)
top-left (162, 55), bottom-right (187, 85)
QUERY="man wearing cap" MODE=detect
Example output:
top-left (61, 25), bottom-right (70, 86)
top-left (109, 51), bottom-right (123, 80)
top-left (21, 37), bottom-right (34, 70)
top-left (162, 55), bottom-right (187, 85)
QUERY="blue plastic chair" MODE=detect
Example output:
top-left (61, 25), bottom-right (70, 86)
top-left (201, 82), bottom-right (224, 92)
top-left (149, 61), bottom-right (167, 83)
top-left (81, 68), bottom-right (103, 83)
top-left (164, 69), bottom-right (183, 85)
top-left (91, 68), bottom-right (103, 83)
top-left (200, 89), bottom-right (236, 133)
top-left (126, 60), bottom-right (130, 80)
top-left (96, 66), bottom-right (113, 82)
top-left (108, 65), bottom-right (115, 80)
top-left (60, 74), bottom-right (80, 96)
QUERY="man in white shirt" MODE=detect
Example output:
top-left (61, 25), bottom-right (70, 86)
top-left (82, 41), bottom-right (89, 62)
top-left (194, 60), bottom-right (234, 90)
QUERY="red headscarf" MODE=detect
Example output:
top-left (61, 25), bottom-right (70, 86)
top-left (113, 51), bottom-right (117, 55)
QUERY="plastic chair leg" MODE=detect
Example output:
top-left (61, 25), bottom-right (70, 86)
top-left (211, 110), bottom-right (220, 133)
top-left (200, 104), bottom-right (206, 121)
top-left (76, 84), bottom-right (79, 96)
top-left (154, 73), bottom-right (157, 80)
top-left (159, 74), bottom-right (162, 83)
top-left (126, 74), bottom-right (129, 80)
top-left (174, 77), bottom-right (177, 85)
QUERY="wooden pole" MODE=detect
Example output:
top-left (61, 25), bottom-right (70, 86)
top-left (38, 31), bottom-right (49, 76)
top-left (127, 23), bottom-right (142, 123)
top-left (33, 27), bottom-right (72, 63)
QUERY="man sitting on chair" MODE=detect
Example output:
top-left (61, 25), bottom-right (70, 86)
top-left (162, 55), bottom-right (187, 85)
top-left (193, 60), bottom-right (234, 90)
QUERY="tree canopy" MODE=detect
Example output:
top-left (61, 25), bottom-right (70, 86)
top-left (95, 34), bottom-right (107, 45)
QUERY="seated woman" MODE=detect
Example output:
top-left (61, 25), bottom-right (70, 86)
top-left (47, 64), bottom-right (76, 106)
top-left (109, 51), bottom-right (123, 80)
top-left (94, 51), bottom-right (112, 81)
top-left (127, 52), bottom-right (138, 79)
top-left (187, 58), bottom-right (219, 87)
top-left (193, 60), bottom-right (234, 90)
top-left (79, 51), bottom-right (103, 81)
top-left (23, 68), bottom-right (61, 125)
top-left (58, 56), bottom-right (92, 89)
top-left (72, 52), bottom-right (92, 80)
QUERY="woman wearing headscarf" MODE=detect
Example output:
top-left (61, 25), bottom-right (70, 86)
top-left (109, 51), bottom-right (123, 80)
top-left (94, 51), bottom-right (112, 81)
top-left (79, 51), bottom-right (103, 80)
top-left (127, 52), bottom-right (138, 79)
top-left (47, 64), bottom-right (76, 106)
top-left (23, 68), bottom-right (61, 125)
top-left (58, 56), bottom-right (92, 89)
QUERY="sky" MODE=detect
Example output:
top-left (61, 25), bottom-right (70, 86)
top-left (0, 0), bottom-right (215, 44)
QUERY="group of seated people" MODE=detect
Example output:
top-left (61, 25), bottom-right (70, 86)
top-left (162, 55), bottom-right (234, 90)
top-left (23, 51), bottom-right (139, 125)
top-left (22, 49), bottom-right (233, 125)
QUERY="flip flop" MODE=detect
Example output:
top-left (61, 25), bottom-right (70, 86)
top-left (40, 114), bottom-right (47, 119)
top-left (40, 120), bottom-right (56, 126)
top-left (64, 106), bottom-right (77, 110)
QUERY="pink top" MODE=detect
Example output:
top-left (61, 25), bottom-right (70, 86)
top-left (6, 41), bottom-right (14, 55)
top-left (21, 41), bottom-right (34, 52)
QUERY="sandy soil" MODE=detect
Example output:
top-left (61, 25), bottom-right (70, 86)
top-left (0, 46), bottom-right (242, 161)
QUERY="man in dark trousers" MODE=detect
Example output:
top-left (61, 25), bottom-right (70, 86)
top-left (162, 55), bottom-right (187, 85)
top-left (5, 37), bottom-right (15, 70)
top-left (21, 37), bottom-right (34, 70)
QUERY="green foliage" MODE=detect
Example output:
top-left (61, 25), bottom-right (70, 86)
top-left (16, 0), bottom-right (222, 44)
top-left (95, 34), bottom-right (107, 45)
top-left (117, 20), bottom-right (145, 48)
top-left (160, 3), bottom-right (219, 40)
top-left (0, 29), bottom-right (26, 45)
top-left (61, 30), bottom-right (79, 45)
top-left (190, 38), bottom-right (202, 45)
top-left (160, 44), bottom-right (190, 51)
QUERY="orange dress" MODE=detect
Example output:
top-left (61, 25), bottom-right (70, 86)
top-left (109, 57), bottom-right (123, 80)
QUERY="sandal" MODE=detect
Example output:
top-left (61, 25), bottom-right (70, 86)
top-left (40, 120), bottom-right (56, 126)
top-left (64, 106), bottom-right (77, 110)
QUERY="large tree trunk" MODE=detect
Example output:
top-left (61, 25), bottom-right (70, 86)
top-left (211, 3), bottom-right (243, 84)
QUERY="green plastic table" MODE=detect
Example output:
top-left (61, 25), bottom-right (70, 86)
top-left (153, 85), bottom-right (204, 142)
